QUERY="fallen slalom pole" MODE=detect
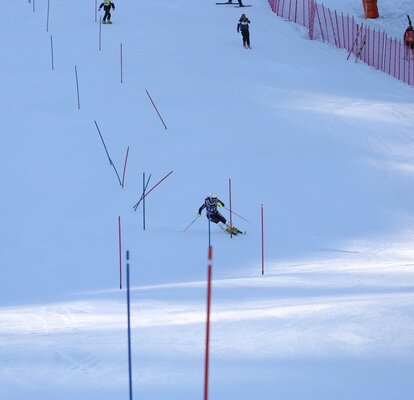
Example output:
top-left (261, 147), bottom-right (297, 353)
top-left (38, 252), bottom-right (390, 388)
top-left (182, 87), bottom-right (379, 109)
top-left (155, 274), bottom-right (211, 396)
top-left (145, 89), bottom-right (168, 130)
top-left (94, 120), bottom-right (122, 186)
top-left (121, 146), bottom-right (129, 188)
top-left (133, 170), bottom-right (173, 211)
top-left (222, 206), bottom-right (252, 224)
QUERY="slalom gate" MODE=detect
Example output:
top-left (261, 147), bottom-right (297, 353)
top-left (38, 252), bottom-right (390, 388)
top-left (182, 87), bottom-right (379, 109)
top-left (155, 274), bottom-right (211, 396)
top-left (268, 0), bottom-right (414, 87)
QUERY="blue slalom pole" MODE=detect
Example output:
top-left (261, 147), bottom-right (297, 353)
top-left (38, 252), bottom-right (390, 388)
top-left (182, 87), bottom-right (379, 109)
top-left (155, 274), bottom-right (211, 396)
top-left (75, 65), bottom-right (80, 109)
top-left (46, 0), bottom-right (50, 32)
top-left (50, 35), bottom-right (54, 70)
top-left (126, 251), bottom-right (133, 400)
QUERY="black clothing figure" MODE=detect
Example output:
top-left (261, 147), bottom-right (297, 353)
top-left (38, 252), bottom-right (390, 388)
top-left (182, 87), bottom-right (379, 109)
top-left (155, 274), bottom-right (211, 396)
top-left (237, 14), bottom-right (251, 48)
top-left (198, 194), bottom-right (227, 228)
top-left (99, 1), bottom-right (115, 24)
top-left (197, 193), bottom-right (244, 235)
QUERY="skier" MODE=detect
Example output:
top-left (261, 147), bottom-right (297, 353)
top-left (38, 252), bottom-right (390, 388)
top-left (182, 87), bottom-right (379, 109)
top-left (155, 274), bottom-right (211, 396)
top-left (237, 14), bottom-right (251, 49)
top-left (404, 25), bottom-right (414, 49)
top-left (226, 0), bottom-right (245, 6)
top-left (197, 193), bottom-right (243, 235)
top-left (98, 0), bottom-right (115, 24)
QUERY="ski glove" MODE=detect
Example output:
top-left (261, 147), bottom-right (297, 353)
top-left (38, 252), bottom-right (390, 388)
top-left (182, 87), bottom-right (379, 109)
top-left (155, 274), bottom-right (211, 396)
top-left (218, 201), bottom-right (224, 207)
top-left (196, 213), bottom-right (201, 218)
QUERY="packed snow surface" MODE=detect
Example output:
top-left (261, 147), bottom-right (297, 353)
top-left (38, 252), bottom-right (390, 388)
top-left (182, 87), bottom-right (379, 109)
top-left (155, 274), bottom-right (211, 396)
top-left (1, 1), bottom-right (414, 399)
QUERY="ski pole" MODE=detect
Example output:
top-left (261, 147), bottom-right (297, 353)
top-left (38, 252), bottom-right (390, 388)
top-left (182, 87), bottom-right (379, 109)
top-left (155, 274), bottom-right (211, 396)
top-left (183, 215), bottom-right (200, 232)
top-left (222, 206), bottom-right (252, 224)
top-left (347, 23), bottom-right (363, 60)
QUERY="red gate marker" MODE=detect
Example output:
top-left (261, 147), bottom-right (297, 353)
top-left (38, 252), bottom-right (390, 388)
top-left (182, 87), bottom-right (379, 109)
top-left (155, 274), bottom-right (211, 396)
top-left (204, 246), bottom-right (213, 400)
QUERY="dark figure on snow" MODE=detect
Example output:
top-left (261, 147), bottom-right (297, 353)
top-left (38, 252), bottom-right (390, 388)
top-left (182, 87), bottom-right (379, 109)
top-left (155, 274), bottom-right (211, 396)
top-left (99, 0), bottom-right (115, 24)
top-left (197, 193), bottom-right (243, 235)
top-left (227, 0), bottom-right (244, 6)
top-left (404, 15), bottom-right (414, 50)
top-left (237, 14), bottom-right (251, 49)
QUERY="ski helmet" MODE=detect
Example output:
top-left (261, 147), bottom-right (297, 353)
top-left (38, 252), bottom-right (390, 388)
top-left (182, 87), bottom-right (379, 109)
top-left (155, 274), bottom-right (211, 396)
top-left (209, 193), bottom-right (217, 200)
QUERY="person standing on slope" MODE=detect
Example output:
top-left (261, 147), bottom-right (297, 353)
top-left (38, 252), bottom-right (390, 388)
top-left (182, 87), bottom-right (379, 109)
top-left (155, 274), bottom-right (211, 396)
top-left (404, 16), bottom-right (414, 48)
top-left (99, 0), bottom-right (115, 24)
top-left (237, 14), bottom-right (251, 49)
top-left (197, 193), bottom-right (243, 235)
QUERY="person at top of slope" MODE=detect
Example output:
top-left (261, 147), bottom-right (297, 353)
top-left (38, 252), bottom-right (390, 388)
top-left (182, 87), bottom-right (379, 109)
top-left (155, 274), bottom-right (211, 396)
top-left (197, 193), bottom-right (244, 235)
top-left (226, 0), bottom-right (245, 6)
top-left (99, 0), bottom-right (115, 24)
top-left (237, 14), bottom-right (251, 49)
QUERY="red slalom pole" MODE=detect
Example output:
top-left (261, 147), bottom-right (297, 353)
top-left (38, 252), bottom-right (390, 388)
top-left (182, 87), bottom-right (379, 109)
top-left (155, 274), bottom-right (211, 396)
top-left (204, 246), bottom-right (213, 400)
top-left (228, 178), bottom-right (233, 238)
top-left (261, 204), bottom-right (265, 275)
top-left (118, 216), bottom-right (122, 289)
top-left (121, 146), bottom-right (129, 188)
top-left (145, 89), bottom-right (168, 130)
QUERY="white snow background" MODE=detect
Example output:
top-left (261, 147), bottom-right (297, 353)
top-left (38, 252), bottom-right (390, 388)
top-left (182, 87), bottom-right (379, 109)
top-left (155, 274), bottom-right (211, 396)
top-left (1, 0), bottom-right (414, 399)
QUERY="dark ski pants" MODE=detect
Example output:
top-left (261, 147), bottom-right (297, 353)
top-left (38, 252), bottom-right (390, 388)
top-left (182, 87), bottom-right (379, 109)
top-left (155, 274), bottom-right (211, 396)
top-left (103, 8), bottom-right (111, 22)
top-left (207, 212), bottom-right (226, 225)
top-left (241, 30), bottom-right (250, 47)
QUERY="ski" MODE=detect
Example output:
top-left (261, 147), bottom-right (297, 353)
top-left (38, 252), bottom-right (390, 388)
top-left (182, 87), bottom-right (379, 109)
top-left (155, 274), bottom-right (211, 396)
top-left (216, 2), bottom-right (251, 7)
top-left (226, 227), bottom-right (246, 236)
top-left (355, 34), bottom-right (366, 63)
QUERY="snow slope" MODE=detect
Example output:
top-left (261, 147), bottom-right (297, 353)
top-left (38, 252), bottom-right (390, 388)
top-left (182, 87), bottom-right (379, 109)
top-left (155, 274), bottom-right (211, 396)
top-left (323, 0), bottom-right (413, 39)
top-left (1, 1), bottom-right (414, 399)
